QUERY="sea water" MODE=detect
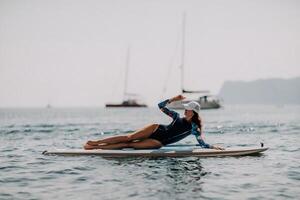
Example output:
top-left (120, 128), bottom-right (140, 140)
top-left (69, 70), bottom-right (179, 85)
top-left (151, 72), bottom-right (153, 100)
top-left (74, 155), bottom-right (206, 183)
top-left (0, 105), bottom-right (299, 200)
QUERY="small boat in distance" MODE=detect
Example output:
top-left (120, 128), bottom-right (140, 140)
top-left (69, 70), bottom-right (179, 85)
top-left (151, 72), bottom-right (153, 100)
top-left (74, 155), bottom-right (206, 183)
top-left (106, 99), bottom-right (147, 108)
top-left (105, 47), bottom-right (147, 108)
top-left (106, 93), bottom-right (147, 107)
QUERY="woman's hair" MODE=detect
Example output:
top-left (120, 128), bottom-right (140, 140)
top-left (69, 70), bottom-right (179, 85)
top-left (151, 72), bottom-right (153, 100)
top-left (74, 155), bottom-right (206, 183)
top-left (192, 111), bottom-right (202, 133)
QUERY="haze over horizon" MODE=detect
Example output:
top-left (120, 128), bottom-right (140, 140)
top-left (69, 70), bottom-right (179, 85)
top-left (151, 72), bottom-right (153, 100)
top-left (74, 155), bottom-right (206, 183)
top-left (1, 0), bottom-right (299, 107)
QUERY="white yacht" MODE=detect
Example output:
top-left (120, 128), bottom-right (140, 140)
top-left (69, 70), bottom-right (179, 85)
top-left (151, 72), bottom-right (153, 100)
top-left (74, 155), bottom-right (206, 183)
top-left (167, 13), bottom-right (222, 110)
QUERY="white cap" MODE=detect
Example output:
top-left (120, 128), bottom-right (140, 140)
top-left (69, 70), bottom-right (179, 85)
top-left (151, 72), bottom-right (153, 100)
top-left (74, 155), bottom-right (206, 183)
top-left (183, 101), bottom-right (201, 114)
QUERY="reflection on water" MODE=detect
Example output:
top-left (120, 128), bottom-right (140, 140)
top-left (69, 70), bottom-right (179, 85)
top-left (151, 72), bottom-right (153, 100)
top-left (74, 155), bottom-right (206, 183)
top-left (163, 158), bottom-right (206, 194)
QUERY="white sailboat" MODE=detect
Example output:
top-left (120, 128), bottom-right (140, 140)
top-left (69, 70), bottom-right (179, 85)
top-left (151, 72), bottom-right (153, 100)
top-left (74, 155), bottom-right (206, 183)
top-left (105, 47), bottom-right (147, 108)
top-left (168, 13), bottom-right (221, 110)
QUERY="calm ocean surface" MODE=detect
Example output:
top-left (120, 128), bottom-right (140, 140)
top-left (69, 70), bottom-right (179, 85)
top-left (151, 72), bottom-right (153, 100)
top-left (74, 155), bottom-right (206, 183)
top-left (0, 105), bottom-right (299, 200)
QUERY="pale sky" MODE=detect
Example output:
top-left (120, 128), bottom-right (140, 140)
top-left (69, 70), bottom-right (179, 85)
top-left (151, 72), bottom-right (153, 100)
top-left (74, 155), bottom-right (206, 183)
top-left (0, 0), bottom-right (299, 107)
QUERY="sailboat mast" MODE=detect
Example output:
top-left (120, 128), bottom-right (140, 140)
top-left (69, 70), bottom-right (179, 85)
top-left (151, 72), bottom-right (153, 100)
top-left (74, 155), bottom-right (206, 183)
top-left (124, 46), bottom-right (130, 98)
top-left (180, 12), bottom-right (186, 93)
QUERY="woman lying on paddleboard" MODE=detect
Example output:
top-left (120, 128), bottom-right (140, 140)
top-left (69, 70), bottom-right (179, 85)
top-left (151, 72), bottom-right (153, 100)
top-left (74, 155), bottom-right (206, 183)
top-left (84, 95), bottom-right (224, 150)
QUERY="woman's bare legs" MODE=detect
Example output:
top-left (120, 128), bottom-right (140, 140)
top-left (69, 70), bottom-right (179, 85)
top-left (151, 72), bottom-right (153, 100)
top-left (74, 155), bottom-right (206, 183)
top-left (86, 124), bottom-right (159, 146)
top-left (84, 138), bottom-right (162, 150)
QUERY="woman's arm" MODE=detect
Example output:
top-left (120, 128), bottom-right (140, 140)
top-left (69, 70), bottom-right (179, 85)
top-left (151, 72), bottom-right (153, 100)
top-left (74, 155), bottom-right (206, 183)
top-left (191, 123), bottom-right (211, 148)
top-left (158, 95), bottom-right (185, 119)
top-left (191, 123), bottom-right (225, 150)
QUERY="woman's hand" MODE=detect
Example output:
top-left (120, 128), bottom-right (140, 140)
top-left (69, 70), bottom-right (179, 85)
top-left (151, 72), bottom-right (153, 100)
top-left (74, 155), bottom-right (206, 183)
top-left (211, 145), bottom-right (225, 150)
top-left (169, 95), bottom-right (186, 102)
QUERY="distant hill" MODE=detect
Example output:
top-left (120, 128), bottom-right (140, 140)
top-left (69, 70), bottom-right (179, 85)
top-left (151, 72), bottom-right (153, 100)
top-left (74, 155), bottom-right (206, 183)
top-left (218, 77), bottom-right (300, 104)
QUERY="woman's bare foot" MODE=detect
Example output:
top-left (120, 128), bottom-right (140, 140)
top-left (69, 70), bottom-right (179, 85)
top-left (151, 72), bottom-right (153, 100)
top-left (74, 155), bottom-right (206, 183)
top-left (84, 144), bottom-right (96, 150)
top-left (87, 140), bottom-right (100, 146)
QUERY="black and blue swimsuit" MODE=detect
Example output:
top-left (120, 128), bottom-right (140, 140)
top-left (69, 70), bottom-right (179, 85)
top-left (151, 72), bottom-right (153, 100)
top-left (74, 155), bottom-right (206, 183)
top-left (149, 99), bottom-right (211, 148)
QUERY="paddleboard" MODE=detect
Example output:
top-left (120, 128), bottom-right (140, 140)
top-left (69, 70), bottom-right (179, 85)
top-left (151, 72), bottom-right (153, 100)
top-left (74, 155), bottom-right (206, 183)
top-left (43, 145), bottom-right (268, 157)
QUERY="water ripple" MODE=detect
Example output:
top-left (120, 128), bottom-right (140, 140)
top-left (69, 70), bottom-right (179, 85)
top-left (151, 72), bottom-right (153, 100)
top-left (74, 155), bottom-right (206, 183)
top-left (0, 106), bottom-right (300, 199)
